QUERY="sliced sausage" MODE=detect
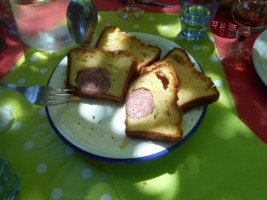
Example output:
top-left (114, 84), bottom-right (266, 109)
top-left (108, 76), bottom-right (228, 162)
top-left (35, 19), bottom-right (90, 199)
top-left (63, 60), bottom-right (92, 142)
top-left (75, 67), bottom-right (111, 94)
top-left (126, 88), bottom-right (154, 119)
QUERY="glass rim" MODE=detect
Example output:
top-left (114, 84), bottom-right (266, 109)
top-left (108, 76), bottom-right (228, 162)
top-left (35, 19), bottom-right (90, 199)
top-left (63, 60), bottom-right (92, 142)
top-left (180, 0), bottom-right (223, 6)
top-left (180, 9), bottom-right (216, 19)
top-left (9, 0), bottom-right (51, 6)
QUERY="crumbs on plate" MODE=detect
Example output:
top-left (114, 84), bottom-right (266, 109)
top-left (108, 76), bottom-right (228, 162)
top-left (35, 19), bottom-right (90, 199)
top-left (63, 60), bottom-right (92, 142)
top-left (120, 138), bottom-right (129, 149)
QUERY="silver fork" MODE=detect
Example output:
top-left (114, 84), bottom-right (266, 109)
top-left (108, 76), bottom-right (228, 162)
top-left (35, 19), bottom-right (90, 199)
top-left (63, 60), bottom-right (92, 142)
top-left (0, 82), bottom-right (76, 106)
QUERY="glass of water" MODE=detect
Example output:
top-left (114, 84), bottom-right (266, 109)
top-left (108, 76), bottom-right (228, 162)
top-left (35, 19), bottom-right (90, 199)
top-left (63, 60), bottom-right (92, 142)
top-left (9, 0), bottom-right (73, 52)
top-left (179, 0), bottom-right (223, 40)
top-left (0, 157), bottom-right (20, 200)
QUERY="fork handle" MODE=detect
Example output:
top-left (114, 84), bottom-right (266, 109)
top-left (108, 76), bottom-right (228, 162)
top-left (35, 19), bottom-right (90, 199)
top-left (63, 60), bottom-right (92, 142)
top-left (0, 81), bottom-right (21, 91)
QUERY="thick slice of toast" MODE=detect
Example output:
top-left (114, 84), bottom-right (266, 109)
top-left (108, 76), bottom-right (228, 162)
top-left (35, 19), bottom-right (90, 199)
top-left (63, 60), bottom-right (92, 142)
top-left (141, 48), bottom-right (220, 112)
top-left (66, 48), bottom-right (137, 101)
top-left (125, 64), bottom-right (183, 143)
top-left (95, 26), bottom-right (161, 74)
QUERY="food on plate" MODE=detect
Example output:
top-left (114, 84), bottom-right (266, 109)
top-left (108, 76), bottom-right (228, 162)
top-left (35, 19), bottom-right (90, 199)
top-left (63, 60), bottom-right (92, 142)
top-left (120, 138), bottom-right (130, 149)
top-left (66, 48), bottom-right (137, 101)
top-left (141, 48), bottom-right (220, 112)
top-left (95, 26), bottom-right (161, 74)
top-left (125, 64), bottom-right (183, 143)
top-left (65, 28), bottom-right (219, 144)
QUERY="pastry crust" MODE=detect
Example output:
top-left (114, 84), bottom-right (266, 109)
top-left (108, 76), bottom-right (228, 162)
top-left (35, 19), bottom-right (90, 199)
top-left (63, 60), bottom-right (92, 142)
top-left (95, 26), bottom-right (161, 74)
top-left (66, 48), bottom-right (137, 101)
top-left (141, 48), bottom-right (220, 112)
top-left (126, 64), bottom-right (183, 143)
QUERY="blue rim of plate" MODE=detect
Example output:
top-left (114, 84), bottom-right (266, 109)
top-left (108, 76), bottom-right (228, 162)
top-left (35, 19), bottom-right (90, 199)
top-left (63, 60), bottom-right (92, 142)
top-left (46, 106), bottom-right (206, 163)
top-left (45, 32), bottom-right (207, 163)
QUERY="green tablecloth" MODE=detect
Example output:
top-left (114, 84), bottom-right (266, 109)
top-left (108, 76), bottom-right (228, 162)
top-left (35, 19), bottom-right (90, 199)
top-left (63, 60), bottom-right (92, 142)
top-left (1, 11), bottom-right (267, 200)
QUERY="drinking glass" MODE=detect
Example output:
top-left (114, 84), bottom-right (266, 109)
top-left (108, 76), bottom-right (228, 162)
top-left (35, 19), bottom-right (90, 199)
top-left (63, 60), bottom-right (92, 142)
top-left (217, 0), bottom-right (267, 66)
top-left (9, 0), bottom-right (73, 52)
top-left (118, 0), bottom-right (144, 20)
top-left (179, 0), bottom-right (223, 40)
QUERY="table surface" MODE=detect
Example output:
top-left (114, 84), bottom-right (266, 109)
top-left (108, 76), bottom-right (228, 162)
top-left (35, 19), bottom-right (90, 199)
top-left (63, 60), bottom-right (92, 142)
top-left (1, 1), bottom-right (267, 200)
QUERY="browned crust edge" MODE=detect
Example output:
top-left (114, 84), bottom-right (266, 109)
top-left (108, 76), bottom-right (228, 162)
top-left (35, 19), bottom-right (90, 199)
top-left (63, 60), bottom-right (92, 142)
top-left (141, 47), bottom-right (220, 111)
top-left (125, 129), bottom-right (183, 143)
top-left (95, 26), bottom-right (162, 74)
top-left (66, 48), bottom-right (138, 102)
top-left (125, 64), bottom-right (183, 143)
top-left (181, 92), bottom-right (219, 112)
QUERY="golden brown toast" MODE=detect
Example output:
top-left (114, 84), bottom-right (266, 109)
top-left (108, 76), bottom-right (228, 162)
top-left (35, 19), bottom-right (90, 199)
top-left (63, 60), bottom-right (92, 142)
top-left (95, 26), bottom-right (161, 74)
top-left (126, 64), bottom-right (183, 143)
top-left (141, 48), bottom-right (220, 111)
top-left (66, 48), bottom-right (137, 101)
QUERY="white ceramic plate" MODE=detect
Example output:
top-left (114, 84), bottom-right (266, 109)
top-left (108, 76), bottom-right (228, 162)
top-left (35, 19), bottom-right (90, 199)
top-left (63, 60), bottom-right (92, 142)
top-left (252, 29), bottom-right (267, 87)
top-left (46, 32), bottom-right (207, 163)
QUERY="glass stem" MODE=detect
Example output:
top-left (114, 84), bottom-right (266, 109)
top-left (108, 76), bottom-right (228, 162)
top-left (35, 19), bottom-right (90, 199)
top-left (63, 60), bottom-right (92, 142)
top-left (236, 26), bottom-right (251, 43)
top-left (126, 0), bottom-right (137, 8)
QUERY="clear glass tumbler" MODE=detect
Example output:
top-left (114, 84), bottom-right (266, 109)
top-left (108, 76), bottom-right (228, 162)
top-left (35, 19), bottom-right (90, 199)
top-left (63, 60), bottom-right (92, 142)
top-left (179, 0), bottom-right (223, 40)
top-left (9, 0), bottom-right (73, 52)
top-left (0, 157), bottom-right (20, 200)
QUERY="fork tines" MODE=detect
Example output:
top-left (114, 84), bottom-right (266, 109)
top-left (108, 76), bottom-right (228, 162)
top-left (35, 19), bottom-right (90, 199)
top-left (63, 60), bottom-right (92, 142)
top-left (48, 87), bottom-right (73, 93)
top-left (45, 87), bottom-right (77, 106)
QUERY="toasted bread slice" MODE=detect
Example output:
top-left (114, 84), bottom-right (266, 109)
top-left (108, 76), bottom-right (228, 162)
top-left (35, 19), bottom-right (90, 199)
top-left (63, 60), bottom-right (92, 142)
top-left (141, 48), bottom-right (220, 112)
top-left (125, 64), bottom-right (183, 143)
top-left (95, 26), bottom-right (161, 74)
top-left (66, 48), bottom-right (137, 101)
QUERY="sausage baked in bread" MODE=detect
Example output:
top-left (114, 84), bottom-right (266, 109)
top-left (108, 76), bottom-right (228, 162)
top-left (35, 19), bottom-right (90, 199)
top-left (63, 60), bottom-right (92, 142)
top-left (66, 48), bottom-right (137, 101)
top-left (125, 64), bottom-right (183, 143)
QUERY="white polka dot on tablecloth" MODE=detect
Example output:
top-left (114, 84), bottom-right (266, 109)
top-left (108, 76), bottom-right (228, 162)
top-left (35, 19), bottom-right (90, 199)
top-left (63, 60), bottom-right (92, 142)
top-left (40, 68), bottom-right (48, 74)
top-left (148, 16), bottom-right (155, 21)
top-left (211, 56), bottom-right (219, 62)
top-left (37, 163), bottom-right (47, 174)
top-left (162, 25), bottom-right (168, 30)
top-left (177, 34), bottom-right (184, 40)
top-left (18, 78), bottom-right (26, 85)
top-left (65, 147), bottom-right (74, 156)
top-left (98, 15), bottom-right (101, 20)
top-left (193, 45), bottom-right (200, 51)
top-left (38, 108), bottom-right (46, 116)
top-left (133, 24), bottom-right (140, 29)
top-left (30, 56), bottom-right (38, 62)
top-left (51, 188), bottom-right (63, 200)
top-left (81, 168), bottom-right (92, 179)
top-left (105, 23), bottom-right (111, 27)
top-left (12, 121), bottom-right (22, 130)
top-left (10, 66), bottom-right (16, 71)
top-left (209, 36), bottom-right (215, 42)
top-left (214, 80), bottom-right (223, 87)
top-left (100, 194), bottom-right (111, 200)
top-left (24, 141), bottom-right (34, 151)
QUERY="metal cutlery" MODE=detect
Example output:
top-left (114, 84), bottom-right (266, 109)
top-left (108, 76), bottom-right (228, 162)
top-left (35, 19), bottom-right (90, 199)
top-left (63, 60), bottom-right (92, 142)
top-left (122, 0), bottom-right (172, 7)
top-left (0, 82), bottom-right (77, 106)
